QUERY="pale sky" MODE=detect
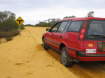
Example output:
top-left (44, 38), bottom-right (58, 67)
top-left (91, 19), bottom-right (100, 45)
top-left (0, 0), bottom-right (105, 24)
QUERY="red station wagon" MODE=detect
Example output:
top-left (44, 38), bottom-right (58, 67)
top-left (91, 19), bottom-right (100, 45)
top-left (42, 17), bottom-right (105, 67)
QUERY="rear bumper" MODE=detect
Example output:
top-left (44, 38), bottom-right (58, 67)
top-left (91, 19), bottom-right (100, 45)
top-left (77, 52), bottom-right (105, 61)
top-left (78, 56), bottom-right (105, 61)
top-left (67, 47), bottom-right (105, 61)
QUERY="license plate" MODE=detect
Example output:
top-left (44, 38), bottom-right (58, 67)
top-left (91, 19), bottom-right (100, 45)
top-left (86, 49), bottom-right (96, 53)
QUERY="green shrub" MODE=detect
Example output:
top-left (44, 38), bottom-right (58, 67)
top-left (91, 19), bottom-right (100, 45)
top-left (0, 11), bottom-right (19, 37)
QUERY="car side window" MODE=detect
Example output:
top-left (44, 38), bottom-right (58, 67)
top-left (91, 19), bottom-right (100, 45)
top-left (57, 21), bottom-right (68, 33)
top-left (50, 23), bottom-right (61, 32)
top-left (67, 21), bottom-right (83, 32)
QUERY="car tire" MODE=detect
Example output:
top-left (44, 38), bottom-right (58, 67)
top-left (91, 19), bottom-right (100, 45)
top-left (43, 38), bottom-right (49, 50)
top-left (61, 47), bottom-right (73, 67)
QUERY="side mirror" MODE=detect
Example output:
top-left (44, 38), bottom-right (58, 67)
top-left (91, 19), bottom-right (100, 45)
top-left (46, 28), bottom-right (51, 32)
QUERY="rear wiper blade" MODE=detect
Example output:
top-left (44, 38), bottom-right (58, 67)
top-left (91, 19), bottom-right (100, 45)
top-left (88, 34), bottom-right (105, 38)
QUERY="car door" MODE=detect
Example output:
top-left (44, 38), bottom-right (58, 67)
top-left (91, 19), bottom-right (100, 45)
top-left (45, 22), bottom-right (61, 48)
top-left (50, 21), bottom-right (69, 49)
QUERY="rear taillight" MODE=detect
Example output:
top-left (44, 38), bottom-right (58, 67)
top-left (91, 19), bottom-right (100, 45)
top-left (79, 29), bottom-right (86, 40)
top-left (80, 34), bottom-right (84, 40)
top-left (79, 21), bottom-right (88, 40)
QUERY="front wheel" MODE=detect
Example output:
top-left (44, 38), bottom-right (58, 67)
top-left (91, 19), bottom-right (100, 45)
top-left (43, 38), bottom-right (49, 50)
top-left (61, 47), bottom-right (73, 67)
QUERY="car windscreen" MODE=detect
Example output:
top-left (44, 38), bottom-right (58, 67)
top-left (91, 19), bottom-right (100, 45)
top-left (87, 20), bottom-right (105, 39)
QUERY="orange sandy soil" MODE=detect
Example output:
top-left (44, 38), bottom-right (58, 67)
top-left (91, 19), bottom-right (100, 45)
top-left (0, 27), bottom-right (105, 78)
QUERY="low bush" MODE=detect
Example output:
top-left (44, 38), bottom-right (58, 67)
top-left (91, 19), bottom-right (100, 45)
top-left (0, 11), bottom-right (20, 38)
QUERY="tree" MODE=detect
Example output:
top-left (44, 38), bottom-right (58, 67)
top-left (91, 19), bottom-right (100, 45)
top-left (0, 11), bottom-right (19, 37)
top-left (35, 18), bottom-right (60, 27)
top-left (64, 16), bottom-right (76, 18)
top-left (0, 11), bottom-right (19, 31)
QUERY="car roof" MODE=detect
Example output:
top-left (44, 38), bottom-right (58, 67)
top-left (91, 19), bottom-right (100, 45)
top-left (62, 17), bottom-right (105, 21)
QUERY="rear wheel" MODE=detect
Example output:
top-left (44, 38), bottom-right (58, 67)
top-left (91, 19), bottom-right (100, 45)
top-left (61, 47), bottom-right (73, 67)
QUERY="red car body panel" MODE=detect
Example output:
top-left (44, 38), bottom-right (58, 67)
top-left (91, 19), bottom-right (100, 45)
top-left (43, 17), bottom-right (105, 61)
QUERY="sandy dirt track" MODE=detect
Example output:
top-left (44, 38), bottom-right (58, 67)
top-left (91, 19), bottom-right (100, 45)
top-left (0, 27), bottom-right (105, 78)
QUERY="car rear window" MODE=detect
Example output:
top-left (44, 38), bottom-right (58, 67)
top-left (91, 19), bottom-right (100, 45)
top-left (87, 20), bottom-right (105, 39)
top-left (88, 20), bottom-right (105, 35)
